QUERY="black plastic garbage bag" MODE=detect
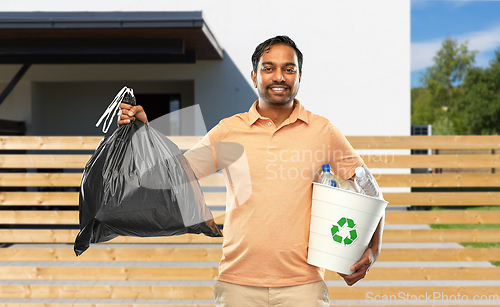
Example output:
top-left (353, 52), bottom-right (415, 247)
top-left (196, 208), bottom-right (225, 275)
top-left (74, 87), bottom-right (222, 256)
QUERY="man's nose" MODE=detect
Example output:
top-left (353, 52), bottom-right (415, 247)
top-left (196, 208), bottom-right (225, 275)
top-left (273, 71), bottom-right (286, 82)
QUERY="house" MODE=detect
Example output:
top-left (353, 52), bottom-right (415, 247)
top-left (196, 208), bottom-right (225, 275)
top-left (0, 1), bottom-right (409, 137)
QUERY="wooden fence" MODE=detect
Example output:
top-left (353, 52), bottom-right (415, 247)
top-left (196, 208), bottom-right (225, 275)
top-left (0, 135), bottom-right (499, 306)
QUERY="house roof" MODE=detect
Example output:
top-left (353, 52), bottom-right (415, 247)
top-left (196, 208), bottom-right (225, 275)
top-left (0, 11), bottom-right (223, 63)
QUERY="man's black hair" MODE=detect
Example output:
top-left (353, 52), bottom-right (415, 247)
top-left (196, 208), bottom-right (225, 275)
top-left (251, 35), bottom-right (303, 75)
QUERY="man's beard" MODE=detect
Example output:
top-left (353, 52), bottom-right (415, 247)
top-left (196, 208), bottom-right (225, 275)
top-left (258, 83), bottom-right (299, 106)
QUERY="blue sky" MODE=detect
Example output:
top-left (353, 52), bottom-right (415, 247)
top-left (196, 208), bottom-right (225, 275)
top-left (411, 0), bottom-right (500, 88)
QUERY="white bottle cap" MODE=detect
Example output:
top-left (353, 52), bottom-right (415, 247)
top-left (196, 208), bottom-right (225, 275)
top-left (355, 166), bottom-right (366, 178)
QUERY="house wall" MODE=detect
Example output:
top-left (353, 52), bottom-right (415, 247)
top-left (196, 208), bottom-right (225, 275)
top-left (0, 0), bottom-right (410, 137)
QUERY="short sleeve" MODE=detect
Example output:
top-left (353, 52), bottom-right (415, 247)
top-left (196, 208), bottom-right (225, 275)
top-left (183, 124), bottom-right (222, 180)
top-left (329, 123), bottom-right (364, 180)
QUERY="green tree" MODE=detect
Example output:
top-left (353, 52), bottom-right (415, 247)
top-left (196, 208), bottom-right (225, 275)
top-left (412, 38), bottom-right (478, 135)
top-left (422, 37), bottom-right (477, 109)
top-left (411, 87), bottom-right (434, 125)
top-left (458, 50), bottom-right (500, 135)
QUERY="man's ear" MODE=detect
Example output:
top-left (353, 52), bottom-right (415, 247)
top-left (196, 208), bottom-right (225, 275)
top-left (251, 71), bottom-right (257, 88)
top-left (299, 72), bottom-right (302, 83)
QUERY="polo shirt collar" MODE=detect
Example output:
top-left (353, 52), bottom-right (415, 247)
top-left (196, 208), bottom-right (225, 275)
top-left (247, 99), bottom-right (309, 126)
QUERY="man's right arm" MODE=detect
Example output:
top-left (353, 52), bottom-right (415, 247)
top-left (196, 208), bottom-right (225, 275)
top-left (183, 134), bottom-right (219, 180)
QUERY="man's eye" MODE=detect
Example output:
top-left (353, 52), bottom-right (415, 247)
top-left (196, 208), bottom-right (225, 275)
top-left (285, 68), bottom-right (296, 73)
top-left (262, 67), bottom-right (273, 72)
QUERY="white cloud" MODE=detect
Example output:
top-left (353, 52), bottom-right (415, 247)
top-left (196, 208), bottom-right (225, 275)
top-left (411, 39), bottom-right (443, 71)
top-left (411, 25), bottom-right (500, 71)
top-left (411, 0), bottom-right (478, 10)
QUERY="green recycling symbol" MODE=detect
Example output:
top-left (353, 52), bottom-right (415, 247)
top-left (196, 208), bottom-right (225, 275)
top-left (331, 217), bottom-right (358, 246)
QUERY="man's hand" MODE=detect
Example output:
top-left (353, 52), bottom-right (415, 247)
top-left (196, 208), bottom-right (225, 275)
top-left (337, 247), bottom-right (375, 286)
top-left (117, 103), bottom-right (148, 125)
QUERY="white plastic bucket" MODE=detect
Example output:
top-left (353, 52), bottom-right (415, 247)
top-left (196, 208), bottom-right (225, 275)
top-left (307, 182), bottom-right (388, 275)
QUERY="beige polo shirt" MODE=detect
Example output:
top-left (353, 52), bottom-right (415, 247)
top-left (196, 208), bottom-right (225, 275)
top-left (184, 99), bottom-right (363, 287)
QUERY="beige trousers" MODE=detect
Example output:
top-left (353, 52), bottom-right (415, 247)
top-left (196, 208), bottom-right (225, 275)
top-left (214, 280), bottom-right (330, 307)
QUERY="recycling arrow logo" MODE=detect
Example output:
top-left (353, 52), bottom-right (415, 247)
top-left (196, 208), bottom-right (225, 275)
top-left (331, 217), bottom-right (358, 246)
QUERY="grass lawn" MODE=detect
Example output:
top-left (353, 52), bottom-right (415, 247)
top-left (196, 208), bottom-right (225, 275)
top-left (460, 242), bottom-right (500, 248)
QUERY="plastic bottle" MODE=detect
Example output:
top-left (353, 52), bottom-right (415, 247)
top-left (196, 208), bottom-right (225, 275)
top-left (318, 164), bottom-right (340, 188)
top-left (354, 166), bottom-right (380, 198)
top-left (340, 179), bottom-right (358, 192)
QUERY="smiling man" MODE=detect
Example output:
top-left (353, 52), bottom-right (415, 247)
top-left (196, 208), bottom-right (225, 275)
top-left (119, 35), bottom-right (384, 307)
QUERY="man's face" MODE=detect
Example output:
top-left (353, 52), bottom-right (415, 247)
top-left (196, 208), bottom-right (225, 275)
top-left (251, 44), bottom-right (301, 106)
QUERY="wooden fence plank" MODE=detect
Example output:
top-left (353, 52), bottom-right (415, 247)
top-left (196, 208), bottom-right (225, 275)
top-left (376, 173), bottom-right (500, 187)
top-left (0, 266), bottom-right (498, 281)
top-left (347, 135), bottom-right (500, 149)
top-left (0, 155), bottom-right (90, 168)
top-left (0, 229), bottom-right (499, 244)
top-left (0, 284), bottom-right (215, 299)
top-left (2, 173), bottom-right (499, 188)
top-left (0, 192), bottom-right (78, 206)
top-left (0, 304), bottom-right (214, 307)
top-left (0, 136), bottom-right (202, 151)
top-left (0, 284), bottom-right (498, 299)
top-left (0, 267), bottom-right (219, 281)
top-left (385, 210), bottom-right (500, 224)
top-left (1, 247), bottom-right (499, 262)
top-left (328, 286), bottom-right (500, 300)
top-left (0, 248), bottom-right (224, 262)
top-left (326, 267), bottom-right (500, 280)
top-left (385, 192), bottom-right (500, 206)
top-left (203, 193), bottom-right (226, 207)
top-left (2, 136), bottom-right (500, 150)
top-left (0, 305), bottom-right (483, 307)
top-left (198, 173), bottom-right (225, 187)
top-left (0, 211), bottom-right (225, 225)
top-left (0, 211), bottom-right (77, 224)
top-left (362, 154), bottom-right (500, 168)
top-left (0, 137), bottom-right (102, 150)
top-left (2, 153), bottom-right (500, 169)
top-left (0, 191), bottom-right (224, 207)
top-left (2, 191), bottom-right (500, 207)
top-left (2, 210), bottom-right (499, 225)
top-left (0, 230), bottom-right (224, 244)
top-left (382, 229), bottom-right (500, 243)
top-left (0, 173), bottom-right (224, 188)
top-left (378, 248), bottom-right (500, 261)
top-left (0, 173), bottom-right (82, 187)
